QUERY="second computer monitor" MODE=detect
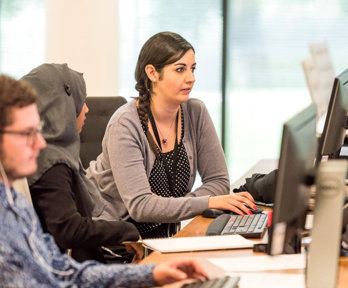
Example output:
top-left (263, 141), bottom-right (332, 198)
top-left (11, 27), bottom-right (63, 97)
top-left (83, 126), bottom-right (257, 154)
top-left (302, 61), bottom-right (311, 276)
top-left (317, 68), bottom-right (348, 163)
top-left (268, 103), bottom-right (317, 255)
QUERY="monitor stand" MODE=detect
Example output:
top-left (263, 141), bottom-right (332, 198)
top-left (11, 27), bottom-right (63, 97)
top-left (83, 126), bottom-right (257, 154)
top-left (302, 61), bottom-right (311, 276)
top-left (306, 160), bottom-right (347, 288)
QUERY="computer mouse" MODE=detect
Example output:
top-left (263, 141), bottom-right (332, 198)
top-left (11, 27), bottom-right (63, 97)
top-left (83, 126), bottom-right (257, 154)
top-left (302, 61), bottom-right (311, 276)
top-left (221, 206), bottom-right (263, 215)
top-left (245, 204), bottom-right (263, 214)
top-left (202, 205), bottom-right (263, 218)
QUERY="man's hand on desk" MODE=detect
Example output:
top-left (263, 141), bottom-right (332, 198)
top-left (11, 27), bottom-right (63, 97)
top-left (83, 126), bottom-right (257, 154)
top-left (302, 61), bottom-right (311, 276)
top-left (124, 238), bottom-right (144, 263)
top-left (153, 259), bottom-right (209, 286)
top-left (208, 192), bottom-right (256, 215)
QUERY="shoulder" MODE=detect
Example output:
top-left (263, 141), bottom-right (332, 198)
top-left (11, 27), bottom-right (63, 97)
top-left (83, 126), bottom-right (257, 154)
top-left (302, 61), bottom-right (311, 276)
top-left (108, 100), bottom-right (137, 124)
top-left (182, 98), bottom-right (210, 124)
top-left (106, 100), bottom-right (141, 131)
top-left (43, 163), bottom-right (73, 178)
top-left (103, 100), bottom-right (145, 145)
top-left (184, 98), bottom-right (207, 113)
top-left (31, 163), bottom-right (74, 190)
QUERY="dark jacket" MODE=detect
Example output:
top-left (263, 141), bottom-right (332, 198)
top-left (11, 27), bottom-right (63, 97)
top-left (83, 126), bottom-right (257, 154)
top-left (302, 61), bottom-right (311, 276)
top-left (30, 163), bottom-right (139, 263)
top-left (233, 169), bottom-right (277, 204)
top-left (24, 64), bottom-right (139, 263)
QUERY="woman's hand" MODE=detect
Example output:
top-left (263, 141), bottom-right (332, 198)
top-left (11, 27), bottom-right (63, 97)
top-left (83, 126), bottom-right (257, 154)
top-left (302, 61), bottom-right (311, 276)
top-left (208, 192), bottom-right (256, 215)
top-left (153, 259), bottom-right (209, 286)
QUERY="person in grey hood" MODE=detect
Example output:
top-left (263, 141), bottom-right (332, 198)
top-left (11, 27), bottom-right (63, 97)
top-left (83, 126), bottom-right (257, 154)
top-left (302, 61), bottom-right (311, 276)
top-left (23, 63), bottom-right (140, 263)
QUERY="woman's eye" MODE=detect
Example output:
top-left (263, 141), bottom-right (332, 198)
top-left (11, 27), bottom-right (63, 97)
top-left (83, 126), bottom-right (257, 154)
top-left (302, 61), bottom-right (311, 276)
top-left (191, 67), bottom-right (196, 73)
top-left (176, 67), bottom-right (184, 72)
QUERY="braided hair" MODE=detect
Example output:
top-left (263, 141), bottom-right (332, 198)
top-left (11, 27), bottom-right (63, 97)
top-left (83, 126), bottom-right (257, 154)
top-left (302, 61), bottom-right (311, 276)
top-left (135, 31), bottom-right (194, 128)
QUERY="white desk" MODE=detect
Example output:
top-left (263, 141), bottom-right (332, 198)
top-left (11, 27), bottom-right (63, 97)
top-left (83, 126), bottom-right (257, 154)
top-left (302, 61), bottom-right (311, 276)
top-left (141, 159), bottom-right (348, 287)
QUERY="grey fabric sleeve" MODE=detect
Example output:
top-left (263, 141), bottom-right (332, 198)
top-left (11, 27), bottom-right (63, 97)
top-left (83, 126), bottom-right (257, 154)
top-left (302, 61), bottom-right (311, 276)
top-left (105, 117), bottom-right (209, 223)
top-left (183, 99), bottom-right (230, 198)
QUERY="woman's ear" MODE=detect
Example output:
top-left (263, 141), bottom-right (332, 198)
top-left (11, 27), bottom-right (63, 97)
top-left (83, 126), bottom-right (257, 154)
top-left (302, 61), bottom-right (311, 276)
top-left (145, 64), bottom-right (158, 83)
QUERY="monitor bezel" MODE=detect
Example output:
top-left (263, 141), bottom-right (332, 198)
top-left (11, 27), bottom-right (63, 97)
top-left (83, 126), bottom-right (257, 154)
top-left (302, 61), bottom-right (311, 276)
top-left (317, 69), bottom-right (348, 163)
top-left (267, 103), bottom-right (317, 255)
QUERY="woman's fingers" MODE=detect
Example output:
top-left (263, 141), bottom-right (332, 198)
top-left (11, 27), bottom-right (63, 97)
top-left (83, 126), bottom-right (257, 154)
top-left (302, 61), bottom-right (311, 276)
top-left (209, 192), bottom-right (257, 215)
top-left (237, 191), bottom-right (255, 203)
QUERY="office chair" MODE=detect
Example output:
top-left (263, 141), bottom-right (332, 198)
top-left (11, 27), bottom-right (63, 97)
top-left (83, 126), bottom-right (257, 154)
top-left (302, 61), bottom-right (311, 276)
top-left (309, 41), bottom-right (335, 78)
top-left (302, 41), bottom-right (335, 120)
top-left (80, 96), bottom-right (127, 168)
top-left (309, 41), bottom-right (335, 111)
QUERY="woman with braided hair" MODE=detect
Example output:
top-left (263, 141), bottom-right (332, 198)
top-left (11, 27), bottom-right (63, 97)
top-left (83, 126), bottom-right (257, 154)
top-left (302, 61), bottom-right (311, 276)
top-left (87, 31), bottom-right (256, 238)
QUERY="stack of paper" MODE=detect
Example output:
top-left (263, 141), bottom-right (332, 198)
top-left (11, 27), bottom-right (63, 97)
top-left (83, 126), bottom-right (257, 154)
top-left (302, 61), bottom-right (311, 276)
top-left (141, 235), bottom-right (257, 253)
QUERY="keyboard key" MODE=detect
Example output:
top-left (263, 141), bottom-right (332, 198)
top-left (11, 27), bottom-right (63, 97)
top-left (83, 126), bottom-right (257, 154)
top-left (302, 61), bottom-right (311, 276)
top-left (239, 216), bottom-right (247, 227)
top-left (232, 216), bottom-right (242, 227)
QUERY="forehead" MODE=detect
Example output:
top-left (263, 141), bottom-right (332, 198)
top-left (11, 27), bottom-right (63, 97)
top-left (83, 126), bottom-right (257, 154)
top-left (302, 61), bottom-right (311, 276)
top-left (8, 104), bottom-right (40, 129)
top-left (172, 49), bottom-right (196, 65)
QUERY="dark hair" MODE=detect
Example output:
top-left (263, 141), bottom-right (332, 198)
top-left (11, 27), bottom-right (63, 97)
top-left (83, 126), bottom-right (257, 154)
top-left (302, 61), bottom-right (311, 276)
top-left (135, 31), bottom-right (194, 127)
top-left (0, 75), bottom-right (37, 134)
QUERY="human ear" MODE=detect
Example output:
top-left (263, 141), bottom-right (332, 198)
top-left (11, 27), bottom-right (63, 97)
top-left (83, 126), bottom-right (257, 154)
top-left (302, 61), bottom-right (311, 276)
top-left (145, 65), bottom-right (158, 83)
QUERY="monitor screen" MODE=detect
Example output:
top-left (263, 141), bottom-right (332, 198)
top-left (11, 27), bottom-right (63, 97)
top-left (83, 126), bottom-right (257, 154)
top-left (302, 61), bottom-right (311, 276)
top-left (267, 104), bottom-right (317, 255)
top-left (317, 68), bottom-right (348, 163)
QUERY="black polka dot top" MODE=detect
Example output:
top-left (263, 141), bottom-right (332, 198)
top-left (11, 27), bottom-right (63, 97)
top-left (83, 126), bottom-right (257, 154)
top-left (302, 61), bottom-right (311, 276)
top-left (134, 107), bottom-right (191, 238)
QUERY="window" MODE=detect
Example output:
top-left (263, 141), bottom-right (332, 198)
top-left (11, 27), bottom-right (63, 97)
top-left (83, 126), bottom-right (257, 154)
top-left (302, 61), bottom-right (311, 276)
top-left (226, 0), bottom-right (348, 181)
top-left (118, 0), bottom-right (223, 139)
top-left (2, 1), bottom-right (348, 183)
top-left (0, 0), bottom-right (45, 78)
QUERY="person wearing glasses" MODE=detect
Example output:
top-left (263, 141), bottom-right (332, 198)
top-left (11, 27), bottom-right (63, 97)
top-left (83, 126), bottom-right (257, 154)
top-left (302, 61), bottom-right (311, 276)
top-left (0, 73), bottom-right (209, 287)
top-left (22, 63), bottom-right (141, 264)
top-left (0, 121), bottom-right (43, 146)
top-left (87, 32), bottom-right (256, 239)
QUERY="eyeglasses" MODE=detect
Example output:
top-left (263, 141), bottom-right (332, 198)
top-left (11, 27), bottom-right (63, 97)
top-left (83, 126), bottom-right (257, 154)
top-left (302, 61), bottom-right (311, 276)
top-left (0, 121), bottom-right (44, 147)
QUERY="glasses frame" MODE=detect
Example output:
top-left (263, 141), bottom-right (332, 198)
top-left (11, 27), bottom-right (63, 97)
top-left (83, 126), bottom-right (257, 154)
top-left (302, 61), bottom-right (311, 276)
top-left (0, 121), bottom-right (44, 147)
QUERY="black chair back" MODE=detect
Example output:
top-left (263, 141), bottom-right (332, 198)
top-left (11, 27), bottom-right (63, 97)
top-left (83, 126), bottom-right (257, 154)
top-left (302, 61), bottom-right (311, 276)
top-left (80, 96), bottom-right (127, 168)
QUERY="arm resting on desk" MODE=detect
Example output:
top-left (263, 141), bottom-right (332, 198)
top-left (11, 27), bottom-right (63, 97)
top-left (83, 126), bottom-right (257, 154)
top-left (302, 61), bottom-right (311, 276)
top-left (233, 169), bottom-right (277, 204)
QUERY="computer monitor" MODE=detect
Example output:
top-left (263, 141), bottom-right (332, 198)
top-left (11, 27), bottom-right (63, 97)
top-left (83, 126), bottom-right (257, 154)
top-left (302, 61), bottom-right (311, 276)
top-left (316, 68), bottom-right (348, 163)
top-left (267, 104), bottom-right (317, 255)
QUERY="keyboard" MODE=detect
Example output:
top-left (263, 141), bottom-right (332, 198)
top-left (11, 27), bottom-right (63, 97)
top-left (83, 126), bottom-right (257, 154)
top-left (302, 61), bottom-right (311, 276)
top-left (206, 213), bottom-right (268, 238)
top-left (181, 276), bottom-right (240, 288)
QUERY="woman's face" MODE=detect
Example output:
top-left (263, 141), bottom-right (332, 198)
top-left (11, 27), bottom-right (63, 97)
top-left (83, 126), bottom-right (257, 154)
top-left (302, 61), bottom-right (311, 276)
top-left (153, 49), bottom-right (196, 106)
top-left (76, 103), bottom-right (89, 133)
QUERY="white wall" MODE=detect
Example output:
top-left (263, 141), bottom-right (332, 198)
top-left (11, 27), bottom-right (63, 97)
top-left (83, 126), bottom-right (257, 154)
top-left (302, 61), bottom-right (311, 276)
top-left (45, 0), bottom-right (119, 96)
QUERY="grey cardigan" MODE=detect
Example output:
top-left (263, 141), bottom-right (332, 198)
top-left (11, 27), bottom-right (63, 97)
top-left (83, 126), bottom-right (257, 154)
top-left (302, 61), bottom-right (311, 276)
top-left (87, 98), bottom-right (230, 223)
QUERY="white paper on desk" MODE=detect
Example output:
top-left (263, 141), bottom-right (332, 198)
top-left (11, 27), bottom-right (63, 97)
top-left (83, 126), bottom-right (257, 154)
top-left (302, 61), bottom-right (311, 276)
top-left (227, 272), bottom-right (305, 288)
top-left (208, 254), bottom-right (306, 272)
top-left (141, 235), bottom-right (257, 253)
